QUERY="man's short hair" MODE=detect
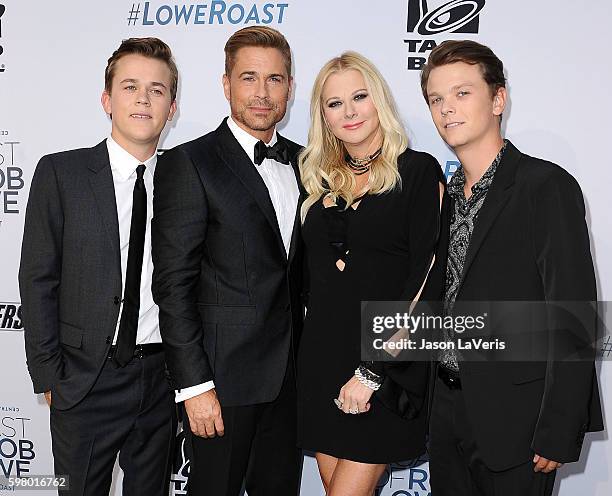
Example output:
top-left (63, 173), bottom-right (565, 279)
top-left (105, 37), bottom-right (178, 101)
top-left (224, 26), bottom-right (292, 77)
top-left (420, 40), bottom-right (505, 101)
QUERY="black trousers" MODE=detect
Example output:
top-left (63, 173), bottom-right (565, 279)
top-left (186, 360), bottom-right (301, 496)
top-left (50, 351), bottom-right (176, 496)
top-left (428, 371), bottom-right (556, 496)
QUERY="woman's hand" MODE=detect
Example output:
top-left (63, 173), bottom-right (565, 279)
top-left (336, 375), bottom-right (374, 414)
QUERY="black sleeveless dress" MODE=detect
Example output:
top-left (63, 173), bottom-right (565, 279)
top-left (297, 149), bottom-right (443, 463)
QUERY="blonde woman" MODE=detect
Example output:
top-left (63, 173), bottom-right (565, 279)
top-left (297, 52), bottom-right (444, 495)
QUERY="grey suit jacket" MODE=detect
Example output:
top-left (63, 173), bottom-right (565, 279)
top-left (19, 141), bottom-right (123, 410)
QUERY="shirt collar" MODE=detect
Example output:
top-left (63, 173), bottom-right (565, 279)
top-left (106, 135), bottom-right (157, 181)
top-left (226, 116), bottom-right (278, 165)
top-left (448, 139), bottom-right (508, 198)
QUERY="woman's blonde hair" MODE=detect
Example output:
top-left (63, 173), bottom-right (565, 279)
top-left (299, 51), bottom-right (408, 221)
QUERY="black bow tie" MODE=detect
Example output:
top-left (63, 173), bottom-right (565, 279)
top-left (254, 140), bottom-right (290, 165)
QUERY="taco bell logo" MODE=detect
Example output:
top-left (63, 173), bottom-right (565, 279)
top-left (403, 0), bottom-right (486, 70)
top-left (0, 3), bottom-right (5, 62)
top-left (0, 4), bottom-right (5, 37)
top-left (170, 429), bottom-right (190, 495)
top-left (407, 0), bottom-right (485, 34)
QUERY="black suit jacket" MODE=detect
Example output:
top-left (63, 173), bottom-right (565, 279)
top-left (19, 142), bottom-right (124, 410)
top-left (423, 141), bottom-right (604, 471)
top-left (152, 119), bottom-right (304, 407)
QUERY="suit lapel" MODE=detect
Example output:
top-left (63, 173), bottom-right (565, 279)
top-left (457, 141), bottom-right (521, 295)
top-left (284, 136), bottom-right (304, 265)
top-left (87, 140), bottom-right (121, 276)
top-left (216, 120), bottom-right (286, 257)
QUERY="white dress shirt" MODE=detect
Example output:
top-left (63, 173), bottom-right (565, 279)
top-left (175, 117), bottom-right (300, 403)
top-left (107, 136), bottom-right (161, 345)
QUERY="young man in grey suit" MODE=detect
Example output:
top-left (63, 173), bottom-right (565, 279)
top-left (152, 26), bottom-right (303, 495)
top-left (421, 40), bottom-right (603, 496)
top-left (19, 38), bottom-right (178, 495)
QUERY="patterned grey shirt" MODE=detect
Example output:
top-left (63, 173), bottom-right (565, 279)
top-left (440, 140), bottom-right (508, 371)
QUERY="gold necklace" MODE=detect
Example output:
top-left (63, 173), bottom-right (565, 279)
top-left (345, 148), bottom-right (382, 175)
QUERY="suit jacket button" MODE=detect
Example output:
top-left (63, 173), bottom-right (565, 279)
top-left (106, 336), bottom-right (111, 344)
top-left (113, 296), bottom-right (120, 305)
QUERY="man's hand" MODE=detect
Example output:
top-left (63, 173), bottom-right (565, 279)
top-left (184, 389), bottom-right (224, 438)
top-left (44, 391), bottom-right (52, 407)
top-left (337, 376), bottom-right (373, 414)
top-left (533, 454), bottom-right (563, 473)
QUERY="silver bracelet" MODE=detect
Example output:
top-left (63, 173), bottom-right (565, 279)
top-left (354, 366), bottom-right (382, 391)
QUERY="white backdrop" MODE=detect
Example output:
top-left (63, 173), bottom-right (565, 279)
top-left (1, 1), bottom-right (610, 494)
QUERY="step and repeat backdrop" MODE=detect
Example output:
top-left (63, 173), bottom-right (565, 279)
top-left (1, 1), bottom-right (610, 494)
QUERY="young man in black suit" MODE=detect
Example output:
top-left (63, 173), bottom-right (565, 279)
top-left (19, 38), bottom-right (178, 495)
top-left (421, 40), bottom-right (603, 495)
top-left (152, 26), bottom-right (303, 495)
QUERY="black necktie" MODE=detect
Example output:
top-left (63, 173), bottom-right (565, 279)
top-left (114, 164), bottom-right (147, 366)
top-left (254, 140), bottom-right (290, 165)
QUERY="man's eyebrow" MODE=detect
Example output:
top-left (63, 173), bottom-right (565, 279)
top-left (427, 82), bottom-right (475, 98)
top-left (451, 82), bottom-right (474, 90)
top-left (238, 71), bottom-right (286, 79)
top-left (119, 78), bottom-right (168, 89)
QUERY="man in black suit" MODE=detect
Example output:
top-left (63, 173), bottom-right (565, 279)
top-left (19, 38), bottom-right (178, 495)
top-left (152, 26), bottom-right (303, 495)
top-left (420, 40), bottom-right (603, 495)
